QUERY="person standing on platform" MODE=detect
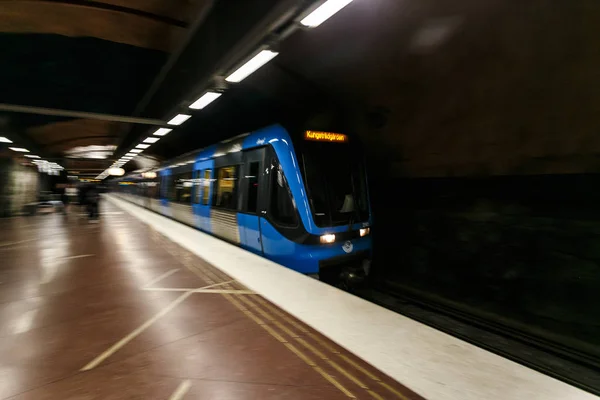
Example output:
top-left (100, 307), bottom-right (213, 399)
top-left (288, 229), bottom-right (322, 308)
top-left (86, 184), bottom-right (100, 222)
top-left (60, 185), bottom-right (70, 215)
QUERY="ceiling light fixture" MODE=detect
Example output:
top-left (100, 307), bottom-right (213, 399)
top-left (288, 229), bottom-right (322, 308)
top-left (167, 114), bottom-right (191, 126)
top-left (153, 128), bottom-right (172, 136)
top-left (25, 155), bottom-right (40, 158)
top-left (143, 137), bottom-right (160, 144)
top-left (9, 147), bottom-right (29, 152)
top-left (300, 0), bottom-right (353, 28)
top-left (130, 149), bottom-right (143, 153)
top-left (0, 137), bottom-right (12, 143)
top-left (135, 144), bottom-right (150, 149)
top-left (189, 91), bottom-right (222, 110)
top-left (225, 50), bottom-right (279, 83)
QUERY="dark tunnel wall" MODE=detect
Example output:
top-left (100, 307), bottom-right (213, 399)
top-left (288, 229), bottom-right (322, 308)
top-left (275, 0), bottom-right (600, 177)
top-left (347, 0), bottom-right (600, 361)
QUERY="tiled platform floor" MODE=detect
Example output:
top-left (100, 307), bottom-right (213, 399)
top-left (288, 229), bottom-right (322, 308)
top-left (0, 201), bottom-right (423, 399)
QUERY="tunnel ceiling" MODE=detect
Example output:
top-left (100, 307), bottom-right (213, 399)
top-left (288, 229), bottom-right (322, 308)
top-left (1, 0), bottom-right (599, 178)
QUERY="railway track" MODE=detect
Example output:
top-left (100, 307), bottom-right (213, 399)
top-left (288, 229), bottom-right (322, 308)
top-left (355, 284), bottom-right (600, 397)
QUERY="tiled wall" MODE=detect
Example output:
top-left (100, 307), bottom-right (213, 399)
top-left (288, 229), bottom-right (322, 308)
top-left (0, 158), bottom-right (39, 217)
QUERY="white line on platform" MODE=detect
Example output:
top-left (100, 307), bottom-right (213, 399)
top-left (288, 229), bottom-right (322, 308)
top-left (81, 279), bottom-right (238, 371)
top-left (194, 289), bottom-right (256, 294)
top-left (0, 238), bottom-right (36, 248)
top-left (168, 380), bottom-right (192, 400)
top-left (143, 268), bottom-right (179, 288)
top-left (61, 254), bottom-right (95, 260)
top-left (140, 279), bottom-right (236, 292)
top-left (80, 290), bottom-right (194, 371)
top-left (141, 287), bottom-right (256, 295)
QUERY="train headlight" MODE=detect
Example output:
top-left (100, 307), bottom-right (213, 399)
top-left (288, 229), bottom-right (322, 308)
top-left (359, 228), bottom-right (370, 237)
top-left (320, 234), bottom-right (336, 244)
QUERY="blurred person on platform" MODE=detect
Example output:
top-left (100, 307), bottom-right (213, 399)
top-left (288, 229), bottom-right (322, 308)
top-left (86, 184), bottom-right (100, 222)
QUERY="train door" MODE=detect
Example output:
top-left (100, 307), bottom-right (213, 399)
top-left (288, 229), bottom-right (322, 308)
top-left (192, 160), bottom-right (213, 232)
top-left (258, 145), bottom-right (318, 272)
top-left (238, 148), bottom-right (265, 254)
top-left (159, 170), bottom-right (172, 217)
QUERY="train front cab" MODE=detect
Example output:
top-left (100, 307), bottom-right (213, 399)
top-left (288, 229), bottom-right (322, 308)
top-left (235, 126), bottom-right (373, 285)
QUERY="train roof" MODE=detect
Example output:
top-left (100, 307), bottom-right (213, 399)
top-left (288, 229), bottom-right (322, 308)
top-left (116, 124), bottom-right (287, 181)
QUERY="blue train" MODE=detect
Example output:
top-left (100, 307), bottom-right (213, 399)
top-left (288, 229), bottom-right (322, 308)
top-left (113, 124), bottom-right (372, 285)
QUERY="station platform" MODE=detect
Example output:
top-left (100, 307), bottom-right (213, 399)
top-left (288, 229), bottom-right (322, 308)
top-left (0, 200), bottom-right (418, 399)
top-left (0, 195), bottom-right (597, 400)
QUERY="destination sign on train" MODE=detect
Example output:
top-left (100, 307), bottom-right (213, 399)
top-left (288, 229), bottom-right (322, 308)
top-left (304, 130), bottom-right (348, 143)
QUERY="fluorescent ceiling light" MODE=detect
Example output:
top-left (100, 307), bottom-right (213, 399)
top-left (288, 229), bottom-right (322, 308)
top-left (143, 137), bottom-right (160, 144)
top-left (0, 137), bottom-right (12, 143)
top-left (225, 50), bottom-right (279, 83)
top-left (25, 155), bottom-right (40, 158)
top-left (125, 153), bottom-right (136, 157)
top-left (167, 114), bottom-right (191, 126)
top-left (153, 128), bottom-right (172, 136)
top-left (9, 147), bottom-right (29, 152)
top-left (189, 92), bottom-right (222, 110)
top-left (135, 144), bottom-right (150, 149)
top-left (300, 0), bottom-right (353, 28)
top-left (130, 149), bottom-right (143, 153)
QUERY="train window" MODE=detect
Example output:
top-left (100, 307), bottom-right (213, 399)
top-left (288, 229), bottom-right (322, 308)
top-left (269, 160), bottom-right (297, 226)
top-left (147, 180), bottom-right (159, 198)
top-left (203, 170), bottom-right (211, 205)
top-left (213, 166), bottom-right (238, 210)
top-left (175, 172), bottom-right (193, 203)
top-left (246, 162), bottom-right (259, 213)
top-left (194, 170), bottom-right (202, 204)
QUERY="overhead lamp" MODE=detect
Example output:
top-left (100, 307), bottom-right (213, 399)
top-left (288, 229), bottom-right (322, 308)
top-left (0, 137), bottom-right (12, 143)
top-left (135, 144), bottom-right (150, 149)
top-left (130, 149), bottom-right (143, 153)
top-left (143, 137), bottom-right (160, 144)
top-left (125, 153), bottom-right (136, 157)
top-left (225, 49), bottom-right (279, 83)
top-left (9, 147), bottom-right (29, 152)
top-left (300, 0), bottom-right (353, 28)
top-left (189, 91), bottom-right (222, 110)
top-left (167, 114), bottom-right (191, 126)
top-left (108, 167), bottom-right (125, 176)
top-left (153, 128), bottom-right (172, 136)
top-left (25, 155), bottom-right (40, 159)
top-left (142, 171), bottom-right (157, 179)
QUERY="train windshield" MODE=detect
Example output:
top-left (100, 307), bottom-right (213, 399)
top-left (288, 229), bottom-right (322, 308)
top-left (299, 143), bottom-right (369, 227)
